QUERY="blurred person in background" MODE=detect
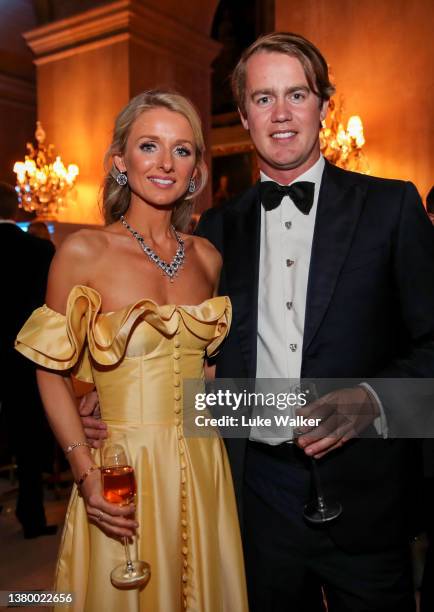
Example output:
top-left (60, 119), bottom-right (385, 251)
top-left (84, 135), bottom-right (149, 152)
top-left (426, 186), bottom-right (434, 224)
top-left (28, 220), bottom-right (52, 242)
top-left (0, 181), bottom-right (56, 538)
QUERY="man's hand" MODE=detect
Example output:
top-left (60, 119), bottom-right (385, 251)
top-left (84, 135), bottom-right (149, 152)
top-left (78, 390), bottom-right (107, 449)
top-left (296, 386), bottom-right (380, 459)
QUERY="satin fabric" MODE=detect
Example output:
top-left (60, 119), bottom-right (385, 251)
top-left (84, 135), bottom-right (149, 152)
top-left (15, 286), bottom-right (248, 612)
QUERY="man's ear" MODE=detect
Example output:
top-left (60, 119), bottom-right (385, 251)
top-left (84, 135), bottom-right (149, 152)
top-left (113, 154), bottom-right (126, 173)
top-left (320, 99), bottom-right (329, 123)
top-left (238, 107), bottom-right (249, 131)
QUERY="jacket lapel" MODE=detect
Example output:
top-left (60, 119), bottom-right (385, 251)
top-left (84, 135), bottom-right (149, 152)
top-left (223, 183), bottom-right (261, 377)
top-left (303, 162), bottom-right (368, 355)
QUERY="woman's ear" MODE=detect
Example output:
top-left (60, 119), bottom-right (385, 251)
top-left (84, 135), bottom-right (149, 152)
top-left (113, 154), bottom-right (126, 173)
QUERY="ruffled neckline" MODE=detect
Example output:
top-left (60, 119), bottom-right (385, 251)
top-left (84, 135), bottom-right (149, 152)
top-left (16, 285), bottom-right (231, 379)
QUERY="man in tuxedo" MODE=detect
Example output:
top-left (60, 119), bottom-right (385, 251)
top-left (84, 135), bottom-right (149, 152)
top-left (0, 182), bottom-right (56, 538)
top-left (194, 33), bottom-right (434, 611)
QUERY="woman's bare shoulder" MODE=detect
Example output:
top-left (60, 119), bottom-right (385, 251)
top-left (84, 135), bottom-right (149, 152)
top-left (45, 228), bottom-right (111, 310)
top-left (57, 227), bottom-right (111, 261)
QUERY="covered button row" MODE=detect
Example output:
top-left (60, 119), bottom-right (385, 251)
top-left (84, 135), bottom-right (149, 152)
top-left (180, 447), bottom-right (189, 608)
top-left (173, 329), bottom-right (182, 414)
top-left (174, 326), bottom-right (189, 610)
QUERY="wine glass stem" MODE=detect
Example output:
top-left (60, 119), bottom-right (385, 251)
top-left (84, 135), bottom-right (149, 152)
top-left (310, 458), bottom-right (326, 514)
top-left (123, 537), bottom-right (134, 574)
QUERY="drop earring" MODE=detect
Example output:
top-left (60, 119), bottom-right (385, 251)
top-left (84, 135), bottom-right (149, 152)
top-left (116, 172), bottom-right (128, 186)
top-left (188, 178), bottom-right (196, 193)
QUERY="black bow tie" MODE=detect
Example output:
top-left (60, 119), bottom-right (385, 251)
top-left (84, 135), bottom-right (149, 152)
top-left (260, 180), bottom-right (315, 215)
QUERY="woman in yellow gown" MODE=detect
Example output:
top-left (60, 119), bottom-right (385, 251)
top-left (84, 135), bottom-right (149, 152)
top-left (15, 90), bottom-right (248, 612)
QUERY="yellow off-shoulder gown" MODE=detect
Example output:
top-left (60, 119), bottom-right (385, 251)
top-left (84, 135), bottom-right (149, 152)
top-left (15, 285), bottom-right (248, 612)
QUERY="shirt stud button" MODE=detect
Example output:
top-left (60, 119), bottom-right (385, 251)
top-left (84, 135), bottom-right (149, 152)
top-left (285, 221), bottom-right (292, 229)
top-left (286, 259), bottom-right (295, 267)
top-left (286, 301), bottom-right (293, 310)
top-left (289, 343), bottom-right (297, 352)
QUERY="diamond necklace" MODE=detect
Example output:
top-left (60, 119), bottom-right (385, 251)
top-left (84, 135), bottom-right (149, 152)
top-left (120, 215), bottom-right (185, 281)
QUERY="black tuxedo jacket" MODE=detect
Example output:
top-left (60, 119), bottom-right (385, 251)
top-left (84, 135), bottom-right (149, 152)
top-left (196, 160), bottom-right (434, 552)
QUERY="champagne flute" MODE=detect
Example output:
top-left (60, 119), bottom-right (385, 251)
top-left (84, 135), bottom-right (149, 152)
top-left (100, 433), bottom-right (151, 588)
top-left (294, 382), bottom-right (342, 524)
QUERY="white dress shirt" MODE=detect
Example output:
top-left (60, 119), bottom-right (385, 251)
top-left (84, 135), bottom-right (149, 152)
top-left (252, 155), bottom-right (385, 443)
top-left (250, 157), bottom-right (324, 443)
top-left (256, 156), bottom-right (325, 382)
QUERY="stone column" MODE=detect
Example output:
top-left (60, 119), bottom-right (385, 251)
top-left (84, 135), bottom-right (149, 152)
top-left (24, 0), bottom-right (220, 224)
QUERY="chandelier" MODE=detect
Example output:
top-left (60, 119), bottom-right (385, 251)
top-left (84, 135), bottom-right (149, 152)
top-left (320, 96), bottom-right (369, 174)
top-left (13, 121), bottom-right (79, 219)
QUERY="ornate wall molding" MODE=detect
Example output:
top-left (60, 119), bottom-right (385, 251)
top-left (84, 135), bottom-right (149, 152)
top-left (24, 0), bottom-right (220, 69)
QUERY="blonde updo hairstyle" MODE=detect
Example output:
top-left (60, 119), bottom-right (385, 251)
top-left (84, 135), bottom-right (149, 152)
top-left (102, 90), bottom-right (208, 230)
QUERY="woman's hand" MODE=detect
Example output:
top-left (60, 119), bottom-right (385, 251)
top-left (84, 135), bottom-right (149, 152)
top-left (80, 469), bottom-right (138, 538)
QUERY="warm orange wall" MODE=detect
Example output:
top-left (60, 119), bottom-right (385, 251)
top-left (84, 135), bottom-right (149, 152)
top-left (36, 40), bottom-right (130, 224)
top-left (276, 0), bottom-right (434, 200)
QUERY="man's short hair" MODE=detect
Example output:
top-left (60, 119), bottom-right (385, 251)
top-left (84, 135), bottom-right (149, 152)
top-left (0, 182), bottom-right (19, 219)
top-left (232, 31), bottom-right (336, 117)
